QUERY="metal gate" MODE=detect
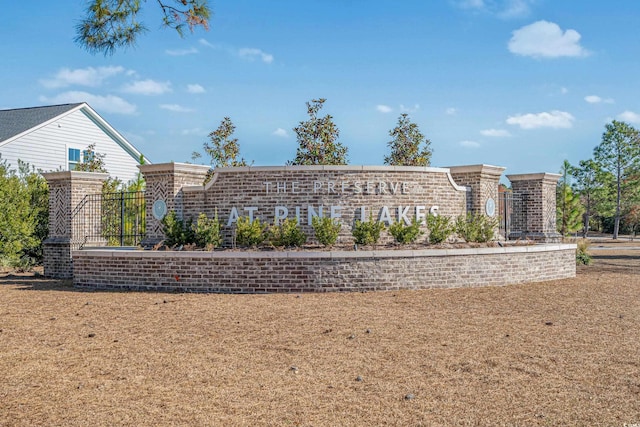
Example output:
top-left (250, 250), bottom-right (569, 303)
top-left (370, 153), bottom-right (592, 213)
top-left (72, 191), bottom-right (146, 248)
top-left (499, 191), bottom-right (527, 240)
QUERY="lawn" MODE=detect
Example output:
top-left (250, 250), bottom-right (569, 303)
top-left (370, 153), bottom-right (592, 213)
top-left (1, 244), bottom-right (639, 426)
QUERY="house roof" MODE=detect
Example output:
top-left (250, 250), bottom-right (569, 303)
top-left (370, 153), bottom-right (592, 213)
top-left (0, 103), bottom-right (83, 143)
top-left (0, 102), bottom-right (148, 163)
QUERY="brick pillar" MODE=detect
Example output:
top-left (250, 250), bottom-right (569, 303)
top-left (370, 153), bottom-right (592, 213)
top-left (449, 164), bottom-right (505, 216)
top-left (506, 173), bottom-right (562, 243)
top-left (139, 162), bottom-right (210, 246)
top-left (42, 171), bottom-right (108, 279)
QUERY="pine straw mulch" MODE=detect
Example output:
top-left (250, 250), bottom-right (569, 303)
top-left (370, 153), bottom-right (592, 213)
top-left (0, 247), bottom-right (639, 426)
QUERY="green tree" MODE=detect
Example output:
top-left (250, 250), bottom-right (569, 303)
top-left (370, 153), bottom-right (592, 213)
top-left (557, 160), bottom-right (584, 236)
top-left (74, 144), bottom-right (108, 173)
top-left (593, 120), bottom-right (640, 239)
top-left (289, 98), bottom-right (348, 165)
top-left (203, 117), bottom-right (248, 168)
top-left (572, 159), bottom-right (612, 237)
top-left (0, 159), bottom-right (49, 267)
top-left (384, 113), bottom-right (432, 166)
top-left (76, 0), bottom-right (211, 55)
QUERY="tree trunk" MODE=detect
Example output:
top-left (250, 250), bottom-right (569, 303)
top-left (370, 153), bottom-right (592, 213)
top-left (583, 194), bottom-right (591, 238)
top-left (614, 169), bottom-right (621, 239)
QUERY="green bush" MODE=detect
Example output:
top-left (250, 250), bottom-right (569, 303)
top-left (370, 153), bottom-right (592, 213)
top-left (268, 218), bottom-right (307, 247)
top-left (454, 213), bottom-right (498, 243)
top-left (192, 213), bottom-right (222, 249)
top-left (161, 210), bottom-right (195, 247)
top-left (388, 219), bottom-right (423, 244)
top-left (352, 217), bottom-right (385, 246)
top-left (235, 216), bottom-right (266, 247)
top-left (0, 159), bottom-right (48, 268)
top-left (426, 214), bottom-right (453, 244)
top-left (576, 238), bottom-right (592, 265)
top-left (312, 216), bottom-right (341, 247)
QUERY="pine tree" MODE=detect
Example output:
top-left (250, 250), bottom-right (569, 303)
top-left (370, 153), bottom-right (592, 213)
top-left (594, 120), bottom-right (640, 238)
top-left (557, 160), bottom-right (584, 236)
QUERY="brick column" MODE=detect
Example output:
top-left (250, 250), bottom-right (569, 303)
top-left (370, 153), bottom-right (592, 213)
top-left (139, 162), bottom-right (210, 246)
top-left (42, 171), bottom-right (108, 279)
top-left (506, 173), bottom-right (561, 243)
top-left (449, 164), bottom-right (505, 216)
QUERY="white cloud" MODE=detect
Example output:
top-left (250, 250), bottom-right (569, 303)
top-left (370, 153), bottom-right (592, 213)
top-left (455, 0), bottom-right (534, 18)
top-left (585, 95), bottom-right (614, 104)
top-left (480, 129), bottom-right (512, 137)
top-left (457, 0), bottom-right (484, 10)
top-left (376, 105), bottom-right (393, 113)
top-left (506, 110), bottom-right (575, 129)
top-left (400, 104), bottom-right (420, 113)
top-left (122, 79), bottom-right (172, 95)
top-left (40, 66), bottom-right (125, 88)
top-left (617, 111), bottom-right (640, 124)
top-left (160, 104), bottom-right (194, 113)
top-left (181, 128), bottom-right (207, 136)
top-left (199, 38), bottom-right (216, 48)
top-left (238, 48), bottom-right (274, 64)
top-left (272, 128), bottom-right (289, 138)
top-left (508, 21), bottom-right (589, 58)
top-left (560, 87), bottom-right (569, 95)
top-left (498, 0), bottom-right (532, 19)
top-left (460, 140), bottom-right (481, 148)
top-left (187, 84), bottom-right (206, 94)
top-left (445, 107), bottom-right (457, 115)
top-left (39, 91), bottom-right (136, 115)
top-left (165, 47), bottom-right (198, 56)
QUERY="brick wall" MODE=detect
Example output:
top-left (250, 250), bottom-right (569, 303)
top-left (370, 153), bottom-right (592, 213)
top-left (177, 165), bottom-right (469, 245)
top-left (42, 171), bottom-right (108, 279)
top-left (72, 244), bottom-right (576, 293)
top-left (507, 173), bottom-right (561, 242)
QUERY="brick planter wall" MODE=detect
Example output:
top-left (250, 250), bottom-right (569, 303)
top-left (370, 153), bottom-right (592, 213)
top-left (72, 244), bottom-right (576, 293)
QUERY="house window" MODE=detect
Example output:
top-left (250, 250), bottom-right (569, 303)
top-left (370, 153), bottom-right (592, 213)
top-left (68, 148), bottom-right (81, 170)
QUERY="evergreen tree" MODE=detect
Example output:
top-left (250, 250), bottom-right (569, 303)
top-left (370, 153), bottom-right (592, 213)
top-left (384, 113), bottom-right (432, 166)
top-left (289, 98), bottom-right (348, 165)
top-left (572, 159), bottom-right (611, 237)
top-left (593, 120), bottom-right (640, 238)
top-left (76, 0), bottom-right (211, 55)
top-left (203, 117), bottom-right (248, 168)
top-left (557, 160), bottom-right (584, 236)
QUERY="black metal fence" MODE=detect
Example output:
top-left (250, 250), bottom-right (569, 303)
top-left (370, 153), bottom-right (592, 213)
top-left (72, 191), bottom-right (146, 248)
top-left (499, 191), bottom-right (527, 239)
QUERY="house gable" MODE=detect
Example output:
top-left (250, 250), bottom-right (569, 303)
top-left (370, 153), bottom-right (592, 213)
top-left (0, 103), bottom-right (148, 183)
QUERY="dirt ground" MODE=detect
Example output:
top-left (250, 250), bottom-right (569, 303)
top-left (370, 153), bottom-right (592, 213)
top-left (1, 242), bottom-right (639, 426)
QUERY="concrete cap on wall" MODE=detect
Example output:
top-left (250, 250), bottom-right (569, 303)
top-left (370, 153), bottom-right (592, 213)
top-left (41, 171), bottom-right (110, 182)
top-left (506, 172), bottom-right (561, 184)
top-left (447, 164), bottom-right (506, 177)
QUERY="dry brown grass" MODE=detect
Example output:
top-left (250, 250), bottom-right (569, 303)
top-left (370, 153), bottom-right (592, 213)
top-left (1, 246), bottom-right (639, 426)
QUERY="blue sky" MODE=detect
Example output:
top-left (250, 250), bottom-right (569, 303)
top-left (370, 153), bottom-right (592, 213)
top-left (3, 1), bottom-right (640, 175)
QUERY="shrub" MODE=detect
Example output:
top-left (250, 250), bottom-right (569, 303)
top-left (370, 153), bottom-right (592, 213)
top-left (426, 214), bottom-right (454, 244)
top-left (454, 213), bottom-right (498, 243)
top-left (161, 211), bottom-right (195, 247)
top-left (0, 159), bottom-right (48, 268)
top-left (352, 217), bottom-right (385, 246)
top-left (235, 216), bottom-right (266, 247)
top-left (576, 238), bottom-right (592, 265)
top-left (192, 213), bottom-right (222, 250)
top-left (268, 218), bottom-right (307, 247)
top-left (388, 219), bottom-right (423, 244)
top-left (312, 216), bottom-right (341, 247)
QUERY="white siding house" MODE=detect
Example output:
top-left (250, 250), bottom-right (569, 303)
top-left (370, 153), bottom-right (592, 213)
top-left (0, 103), bottom-right (148, 183)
